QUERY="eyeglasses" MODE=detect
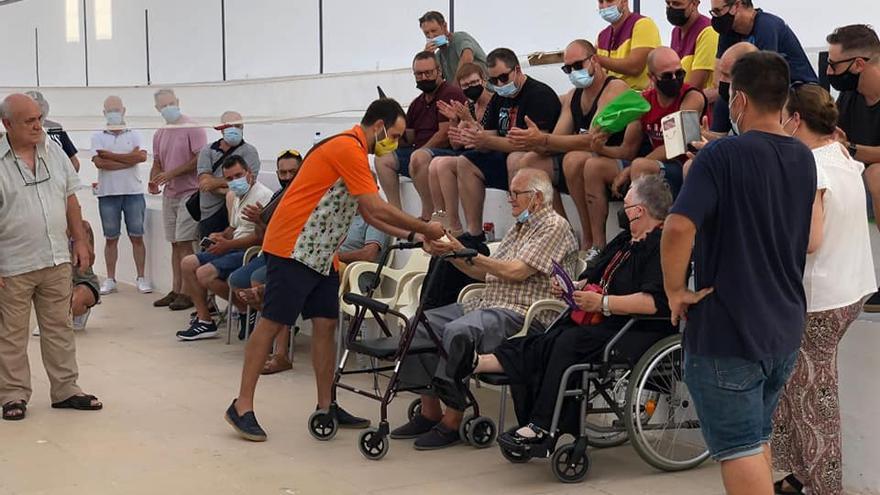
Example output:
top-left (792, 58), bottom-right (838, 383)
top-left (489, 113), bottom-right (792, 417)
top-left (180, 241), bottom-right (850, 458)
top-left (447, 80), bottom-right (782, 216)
top-left (413, 68), bottom-right (439, 80)
top-left (507, 189), bottom-right (536, 201)
top-left (12, 155), bottom-right (51, 187)
top-left (654, 69), bottom-right (687, 81)
top-left (827, 57), bottom-right (870, 73)
top-left (561, 56), bottom-right (594, 74)
top-left (488, 68), bottom-right (516, 86)
top-left (709, 0), bottom-right (736, 17)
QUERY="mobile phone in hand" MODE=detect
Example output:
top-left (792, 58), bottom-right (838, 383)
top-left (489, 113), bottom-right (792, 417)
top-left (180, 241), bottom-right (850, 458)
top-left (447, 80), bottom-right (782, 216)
top-left (200, 237), bottom-right (215, 250)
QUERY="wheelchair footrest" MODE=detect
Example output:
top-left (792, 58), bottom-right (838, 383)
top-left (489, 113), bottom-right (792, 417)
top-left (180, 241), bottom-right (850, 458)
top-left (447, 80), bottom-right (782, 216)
top-left (477, 373), bottom-right (511, 386)
top-left (348, 336), bottom-right (437, 360)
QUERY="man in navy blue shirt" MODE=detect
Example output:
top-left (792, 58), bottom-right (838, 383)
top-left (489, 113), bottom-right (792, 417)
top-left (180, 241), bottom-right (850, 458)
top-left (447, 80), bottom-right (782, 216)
top-left (662, 51), bottom-right (817, 495)
top-left (707, 0), bottom-right (818, 133)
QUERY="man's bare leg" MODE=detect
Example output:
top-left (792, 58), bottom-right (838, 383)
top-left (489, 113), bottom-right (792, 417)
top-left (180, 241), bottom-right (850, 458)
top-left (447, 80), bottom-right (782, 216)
top-left (583, 157), bottom-right (622, 249)
top-left (182, 256), bottom-right (211, 320)
top-left (457, 157), bottom-right (487, 236)
top-left (432, 156), bottom-right (464, 233)
top-left (235, 317), bottom-right (285, 414)
top-left (563, 151), bottom-right (593, 248)
top-left (720, 449), bottom-right (774, 495)
top-left (409, 149), bottom-right (436, 220)
top-left (375, 153), bottom-right (402, 209)
top-left (311, 317), bottom-right (338, 409)
top-left (130, 235), bottom-right (146, 278)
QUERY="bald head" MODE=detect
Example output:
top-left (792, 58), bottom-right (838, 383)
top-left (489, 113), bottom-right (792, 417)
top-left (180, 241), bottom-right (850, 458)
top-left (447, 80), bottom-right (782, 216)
top-left (647, 47), bottom-right (682, 75)
top-left (1, 93), bottom-right (45, 146)
top-left (719, 42), bottom-right (758, 82)
top-left (103, 95), bottom-right (124, 112)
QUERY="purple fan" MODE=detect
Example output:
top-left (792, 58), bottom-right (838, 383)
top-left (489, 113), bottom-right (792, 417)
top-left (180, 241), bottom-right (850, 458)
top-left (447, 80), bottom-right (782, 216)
top-left (552, 261), bottom-right (577, 310)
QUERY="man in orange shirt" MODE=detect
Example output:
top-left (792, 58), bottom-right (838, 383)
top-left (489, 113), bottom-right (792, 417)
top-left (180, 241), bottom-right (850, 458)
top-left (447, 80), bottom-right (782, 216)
top-left (225, 98), bottom-right (446, 442)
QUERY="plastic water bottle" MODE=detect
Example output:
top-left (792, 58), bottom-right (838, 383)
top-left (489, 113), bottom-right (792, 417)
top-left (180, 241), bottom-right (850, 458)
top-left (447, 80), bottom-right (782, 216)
top-left (313, 132), bottom-right (322, 146)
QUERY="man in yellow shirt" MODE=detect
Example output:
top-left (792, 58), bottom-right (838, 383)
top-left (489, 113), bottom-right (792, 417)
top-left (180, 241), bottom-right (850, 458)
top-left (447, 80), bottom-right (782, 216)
top-left (594, 0), bottom-right (662, 90)
top-left (667, 0), bottom-right (719, 92)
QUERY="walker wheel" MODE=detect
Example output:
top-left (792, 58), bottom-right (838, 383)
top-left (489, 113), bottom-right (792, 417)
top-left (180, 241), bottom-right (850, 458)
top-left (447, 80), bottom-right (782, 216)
top-left (358, 428), bottom-right (389, 460)
top-left (307, 410), bottom-right (338, 441)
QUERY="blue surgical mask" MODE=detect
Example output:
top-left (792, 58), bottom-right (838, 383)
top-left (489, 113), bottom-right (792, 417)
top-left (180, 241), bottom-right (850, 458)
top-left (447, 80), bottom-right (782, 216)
top-left (431, 35), bottom-right (449, 47)
top-left (223, 127), bottom-right (243, 146)
top-left (160, 105), bottom-right (182, 124)
top-left (492, 80), bottom-right (518, 98)
top-left (569, 68), bottom-right (595, 89)
top-left (105, 111), bottom-right (124, 126)
top-left (729, 92), bottom-right (742, 136)
top-left (516, 194), bottom-right (536, 224)
top-left (600, 5), bottom-right (623, 24)
top-left (229, 177), bottom-right (251, 197)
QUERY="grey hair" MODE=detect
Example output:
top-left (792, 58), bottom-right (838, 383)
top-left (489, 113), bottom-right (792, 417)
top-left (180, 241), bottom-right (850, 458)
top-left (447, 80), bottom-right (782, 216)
top-left (630, 175), bottom-right (673, 220)
top-left (153, 88), bottom-right (177, 101)
top-left (0, 98), bottom-right (10, 120)
top-left (515, 168), bottom-right (554, 207)
top-left (24, 90), bottom-right (49, 117)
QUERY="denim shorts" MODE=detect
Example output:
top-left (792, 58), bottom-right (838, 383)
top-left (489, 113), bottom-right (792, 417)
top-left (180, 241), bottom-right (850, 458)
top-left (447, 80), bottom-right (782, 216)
top-left (227, 254), bottom-right (266, 290)
top-left (684, 351), bottom-right (798, 462)
top-left (195, 249), bottom-right (246, 281)
top-left (98, 194), bottom-right (146, 239)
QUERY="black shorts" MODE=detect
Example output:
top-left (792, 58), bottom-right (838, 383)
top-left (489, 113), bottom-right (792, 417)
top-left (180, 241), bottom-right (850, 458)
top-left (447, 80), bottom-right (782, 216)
top-left (551, 154), bottom-right (568, 195)
top-left (461, 150), bottom-right (510, 190)
top-left (261, 254), bottom-right (340, 326)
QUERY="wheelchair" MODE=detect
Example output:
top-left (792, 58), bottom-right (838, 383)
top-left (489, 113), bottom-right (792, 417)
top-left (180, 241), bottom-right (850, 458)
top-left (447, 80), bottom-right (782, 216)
top-left (306, 242), bottom-right (497, 460)
top-left (484, 315), bottom-right (709, 483)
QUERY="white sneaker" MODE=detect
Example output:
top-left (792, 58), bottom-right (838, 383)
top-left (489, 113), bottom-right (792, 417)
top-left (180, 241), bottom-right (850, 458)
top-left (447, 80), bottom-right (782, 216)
top-left (99, 278), bottom-right (118, 295)
top-left (136, 277), bottom-right (153, 294)
top-left (72, 308), bottom-right (91, 330)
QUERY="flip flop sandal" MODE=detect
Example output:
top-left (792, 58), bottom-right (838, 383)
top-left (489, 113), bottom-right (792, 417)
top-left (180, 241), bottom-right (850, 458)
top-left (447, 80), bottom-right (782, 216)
top-left (2, 400), bottom-right (27, 421)
top-left (774, 474), bottom-right (805, 494)
top-left (51, 394), bottom-right (103, 411)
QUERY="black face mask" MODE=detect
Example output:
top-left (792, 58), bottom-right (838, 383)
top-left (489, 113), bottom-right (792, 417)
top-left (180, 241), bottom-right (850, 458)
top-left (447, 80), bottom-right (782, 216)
top-left (828, 70), bottom-right (861, 92)
top-left (463, 85), bottom-right (484, 102)
top-left (656, 76), bottom-right (684, 98)
top-left (617, 208), bottom-right (631, 231)
top-left (416, 79), bottom-right (439, 93)
top-left (711, 12), bottom-right (735, 35)
top-left (278, 178), bottom-right (292, 189)
top-left (666, 6), bottom-right (689, 27)
top-left (718, 81), bottom-right (731, 103)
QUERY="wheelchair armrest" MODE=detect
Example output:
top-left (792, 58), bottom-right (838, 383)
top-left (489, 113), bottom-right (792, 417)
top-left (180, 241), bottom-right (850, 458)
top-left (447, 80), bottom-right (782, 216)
top-left (601, 315), bottom-right (674, 363)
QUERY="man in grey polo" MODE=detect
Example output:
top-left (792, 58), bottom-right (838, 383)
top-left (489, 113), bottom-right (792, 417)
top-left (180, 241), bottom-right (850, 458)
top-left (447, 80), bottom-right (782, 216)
top-left (197, 110), bottom-right (261, 238)
top-left (0, 93), bottom-right (102, 421)
top-left (419, 11), bottom-right (488, 83)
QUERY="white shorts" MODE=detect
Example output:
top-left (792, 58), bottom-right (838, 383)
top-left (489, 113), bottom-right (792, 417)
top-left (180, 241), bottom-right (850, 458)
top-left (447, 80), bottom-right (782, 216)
top-left (162, 195), bottom-right (198, 243)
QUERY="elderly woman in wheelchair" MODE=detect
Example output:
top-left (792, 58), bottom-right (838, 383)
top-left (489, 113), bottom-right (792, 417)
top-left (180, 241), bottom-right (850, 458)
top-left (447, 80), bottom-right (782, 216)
top-left (445, 176), bottom-right (700, 477)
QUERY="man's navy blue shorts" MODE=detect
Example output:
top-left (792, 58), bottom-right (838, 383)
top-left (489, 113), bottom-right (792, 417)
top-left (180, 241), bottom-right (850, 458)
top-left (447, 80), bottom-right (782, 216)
top-left (261, 253), bottom-right (340, 326)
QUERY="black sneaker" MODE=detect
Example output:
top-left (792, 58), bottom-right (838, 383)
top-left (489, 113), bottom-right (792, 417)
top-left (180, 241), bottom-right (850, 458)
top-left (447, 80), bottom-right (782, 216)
top-left (865, 290), bottom-right (880, 313)
top-left (317, 405), bottom-right (371, 429)
top-left (224, 400), bottom-right (267, 442)
top-left (446, 333), bottom-right (477, 382)
top-left (413, 424), bottom-right (461, 450)
top-left (390, 414), bottom-right (439, 439)
top-left (238, 311), bottom-right (258, 340)
top-left (177, 320), bottom-right (218, 341)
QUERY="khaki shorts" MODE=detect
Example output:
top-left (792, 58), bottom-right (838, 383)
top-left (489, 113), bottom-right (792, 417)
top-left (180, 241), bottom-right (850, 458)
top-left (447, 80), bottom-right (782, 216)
top-left (162, 195), bottom-right (198, 243)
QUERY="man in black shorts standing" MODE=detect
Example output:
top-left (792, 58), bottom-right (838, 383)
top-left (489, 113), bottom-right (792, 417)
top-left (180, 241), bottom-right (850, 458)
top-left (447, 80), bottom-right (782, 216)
top-left (224, 99), bottom-right (445, 441)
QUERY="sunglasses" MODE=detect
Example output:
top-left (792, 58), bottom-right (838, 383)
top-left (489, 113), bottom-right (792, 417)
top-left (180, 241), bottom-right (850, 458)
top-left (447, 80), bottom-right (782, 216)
top-left (488, 68), bottom-right (516, 86)
top-left (277, 149), bottom-right (302, 159)
top-left (655, 69), bottom-right (687, 81)
top-left (561, 56), bottom-right (593, 75)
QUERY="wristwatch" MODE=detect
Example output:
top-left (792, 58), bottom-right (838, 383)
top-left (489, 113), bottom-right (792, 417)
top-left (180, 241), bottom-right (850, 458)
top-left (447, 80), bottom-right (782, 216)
top-left (601, 295), bottom-right (612, 317)
top-left (847, 142), bottom-right (858, 159)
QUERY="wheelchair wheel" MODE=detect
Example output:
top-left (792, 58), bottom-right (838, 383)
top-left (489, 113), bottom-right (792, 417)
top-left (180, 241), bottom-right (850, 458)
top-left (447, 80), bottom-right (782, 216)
top-left (358, 428), bottom-right (389, 460)
top-left (407, 398), bottom-right (422, 421)
top-left (551, 443), bottom-right (591, 483)
top-left (307, 410), bottom-right (338, 441)
top-left (467, 417), bottom-right (497, 448)
top-left (584, 370), bottom-right (630, 448)
top-left (624, 335), bottom-right (709, 471)
top-left (499, 444), bottom-right (531, 463)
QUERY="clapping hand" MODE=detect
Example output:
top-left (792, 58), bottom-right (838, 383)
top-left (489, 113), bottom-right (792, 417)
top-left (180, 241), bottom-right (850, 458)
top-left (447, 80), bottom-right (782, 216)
top-left (507, 116), bottom-right (545, 151)
top-left (241, 202), bottom-right (265, 224)
top-left (437, 100), bottom-right (459, 122)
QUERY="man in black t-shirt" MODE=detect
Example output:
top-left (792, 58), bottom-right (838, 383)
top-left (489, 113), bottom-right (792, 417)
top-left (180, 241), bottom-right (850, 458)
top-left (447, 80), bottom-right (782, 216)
top-left (24, 91), bottom-right (80, 172)
top-left (453, 47), bottom-right (561, 241)
top-left (662, 52), bottom-right (816, 494)
top-left (826, 25), bottom-right (880, 311)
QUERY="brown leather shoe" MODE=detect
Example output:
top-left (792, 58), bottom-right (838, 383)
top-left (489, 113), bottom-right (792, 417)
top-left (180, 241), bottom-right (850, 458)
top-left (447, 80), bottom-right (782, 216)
top-left (168, 293), bottom-right (194, 311)
top-left (153, 291), bottom-right (177, 307)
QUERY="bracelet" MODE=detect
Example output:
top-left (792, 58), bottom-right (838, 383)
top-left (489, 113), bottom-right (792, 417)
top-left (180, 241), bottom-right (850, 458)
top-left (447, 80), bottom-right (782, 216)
top-left (601, 295), bottom-right (612, 316)
top-left (407, 231), bottom-right (416, 242)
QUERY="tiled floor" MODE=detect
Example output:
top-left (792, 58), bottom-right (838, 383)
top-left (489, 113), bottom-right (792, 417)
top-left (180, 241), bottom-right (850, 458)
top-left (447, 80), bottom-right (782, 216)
top-left (1, 287), bottom-right (723, 495)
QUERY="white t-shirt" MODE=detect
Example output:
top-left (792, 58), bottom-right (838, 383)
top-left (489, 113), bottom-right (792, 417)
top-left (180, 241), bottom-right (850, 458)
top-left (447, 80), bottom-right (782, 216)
top-left (804, 143), bottom-right (877, 312)
top-left (90, 129), bottom-right (145, 197)
top-left (228, 181), bottom-right (274, 240)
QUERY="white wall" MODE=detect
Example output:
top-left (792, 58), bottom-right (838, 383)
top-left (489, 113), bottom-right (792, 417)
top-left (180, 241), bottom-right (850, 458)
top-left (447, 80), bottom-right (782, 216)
top-left (4, 0), bottom-right (879, 88)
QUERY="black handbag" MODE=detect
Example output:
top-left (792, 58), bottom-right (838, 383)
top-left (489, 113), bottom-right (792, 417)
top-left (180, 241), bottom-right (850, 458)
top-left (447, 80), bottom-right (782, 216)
top-left (185, 141), bottom-right (244, 221)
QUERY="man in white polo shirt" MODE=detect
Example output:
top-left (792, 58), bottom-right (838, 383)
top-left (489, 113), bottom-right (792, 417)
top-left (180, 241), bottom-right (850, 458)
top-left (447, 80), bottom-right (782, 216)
top-left (91, 95), bottom-right (152, 295)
